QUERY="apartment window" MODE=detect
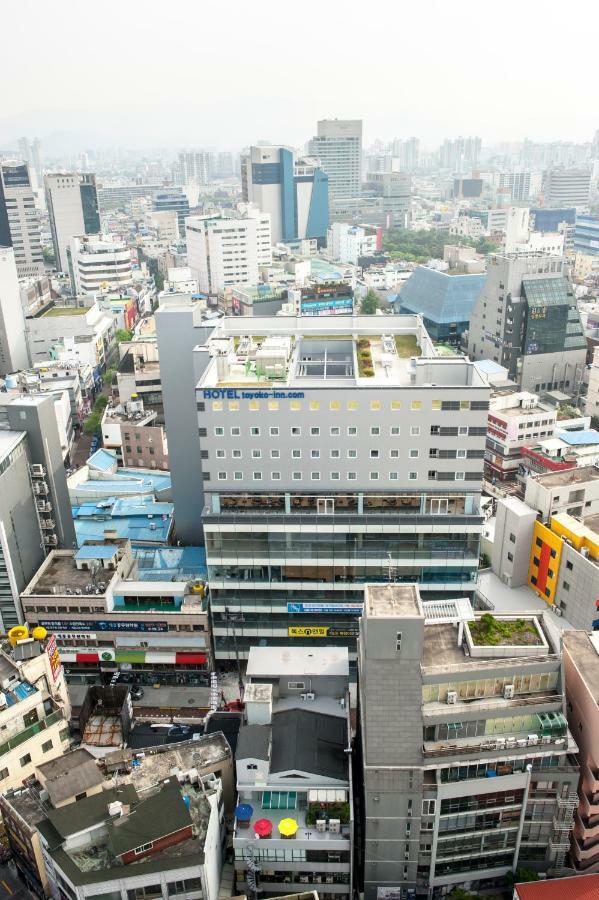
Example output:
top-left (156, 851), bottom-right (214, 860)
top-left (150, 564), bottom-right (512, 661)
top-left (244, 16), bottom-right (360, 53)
top-left (563, 581), bottom-right (570, 591)
top-left (411, 400), bottom-right (422, 410)
top-left (234, 472), bottom-right (242, 480)
top-left (347, 472), bottom-right (357, 480)
top-left (202, 472), bottom-right (210, 481)
top-left (42, 739), bottom-right (53, 753)
top-left (347, 449), bottom-right (357, 458)
top-left (288, 681), bottom-right (305, 690)
top-left (391, 400), bottom-right (401, 411)
top-left (311, 472), bottom-right (321, 480)
top-left (370, 450), bottom-right (380, 459)
top-left (330, 449), bottom-right (341, 459)
top-left (371, 400), bottom-right (381, 411)
top-left (396, 632), bottom-right (402, 652)
top-left (20, 754), bottom-right (32, 767)
top-left (509, 533), bottom-right (516, 544)
top-left (422, 799), bottom-right (436, 815)
top-left (348, 426), bottom-right (357, 435)
top-left (410, 426), bottom-right (420, 436)
top-left (566, 560), bottom-right (573, 571)
top-left (272, 472), bottom-right (281, 480)
top-left (310, 426), bottom-right (320, 436)
top-left (290, 400), bottom-right (302, 411)
top-left (371, 426), bottom-right (381, 436)
top-left (311, 449), bottom-right (320, 459)
top-left (331, 472), bottom-right (340, 480)
top-left (390, 426), bottom-right (400, 435)
top-left (270, 449), bottom-right (280, 459)
top-left (250, 427), bottom-right (260, 436)
top-left (268, 401), bottom-right (279, 411)
top-left (428, 470), bottom-right (437, 480)
top-left (232, 449), bottom-right (242, 458)
top-left (216, 449), bottom-right (226, 458)
top-left (409, 472), bottom-right (418, 480)
top-left (231, 426), bottom-right (240, 436)
top-left (270, 427), bottom-right (279, 436)
top-left (249, 400), bottom-right (260, 411)
top-left (292, 449), bottom-right (302, 458)
top-left (310, 401), bottom-right (320, 411)
top-left (0, 768), bottom-right (8, 780)
top-left (214, 427), bottom-right (224, 436)
top-left (457, 449), bottom-right (466, 458)
top-left (293, 472), bottom-right (302, 480)
top-left (253, 472), bottom-right (262, 480)
top-left (507, 552), bottom-right (514, 562)
top-left (330, 400), bottom-right (341, 411)
top-left (252, 449), bottom-right (261, 458)
top-left (291, 426), bottom-right (301, 436)
top-left (429, 448), bottom-right (439, 458)
top-left (409, 449), bottom-right (419, 459)
top-left (218, 472), bottom-right (227, 480)
top-left (347, 400), bottom-right (358, 411)
top-left (330, 426), bottom-right (341, 436)
top-left (229, 401), bottom-right (239, 411)
top-left (455, 472), bottom-right (465, 480)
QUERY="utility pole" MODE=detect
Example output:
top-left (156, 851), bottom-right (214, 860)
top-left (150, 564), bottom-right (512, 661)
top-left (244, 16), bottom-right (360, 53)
top-left (224, 606), bottom-right (244, 699)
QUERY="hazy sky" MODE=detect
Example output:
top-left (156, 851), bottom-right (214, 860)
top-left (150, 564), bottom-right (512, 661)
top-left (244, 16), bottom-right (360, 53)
top-left (1, 0), bottom-right (597, 154)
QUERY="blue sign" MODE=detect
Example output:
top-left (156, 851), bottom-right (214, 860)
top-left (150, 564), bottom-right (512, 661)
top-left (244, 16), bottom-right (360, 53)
top-left (203, 389), bottom-right (305, 400)
top-left (39, 619), bottom-right (168, 633)
top-left (287, 602), bottom-right (363, 615)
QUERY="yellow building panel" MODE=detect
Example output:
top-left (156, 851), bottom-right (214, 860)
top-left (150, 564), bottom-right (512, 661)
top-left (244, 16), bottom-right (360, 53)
top-left (528, 521), bottom-right (563, 605)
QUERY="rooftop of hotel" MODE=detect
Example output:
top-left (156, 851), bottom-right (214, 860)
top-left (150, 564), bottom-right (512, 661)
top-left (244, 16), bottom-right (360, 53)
top-left (194, 315), bottom-right (488, 390)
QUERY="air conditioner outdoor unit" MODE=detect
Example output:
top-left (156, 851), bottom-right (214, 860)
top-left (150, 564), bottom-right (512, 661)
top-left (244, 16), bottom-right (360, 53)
top-left (528, 734), bottom-right (539, 746)
top-left (316, 820), bottom-right (326, 833)
top-left (554, 608), bottom-right (563, 617)
top-left (504, 684), bottom-right (515, 699)
top-left (300, 693), bottom-right (307, 701)
top-left (541, 735), bottom-right (552, 744)
top-left (447, 691), bottom-right (458, 704)
top-left (305, 692), bottom-right (315, 701)
top-left (329, 819), bottom-right (340, 834)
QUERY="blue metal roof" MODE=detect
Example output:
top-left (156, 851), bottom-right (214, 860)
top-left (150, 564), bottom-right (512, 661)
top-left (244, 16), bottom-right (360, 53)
top-left (397, 265), bottom-right (486, 324)
top-left (74, 545), bottom-right (119, 560)
top-left (87, 448), bottom-right (118, 472)
top-left (558, 429), bottom-right (599, 446)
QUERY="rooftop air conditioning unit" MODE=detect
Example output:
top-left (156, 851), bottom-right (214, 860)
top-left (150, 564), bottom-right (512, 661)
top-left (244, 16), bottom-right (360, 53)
top-left (300, 693), bottom-right (307, 701)
top-left (447, 691), bottom-right (458, 705)
top-left (305, 692), bottom-right (315, 701)
top-left (528, 734), bottom-right (539, 746)
top-left (504, 684), bottom-right (515, 700)
top-left (329, 819), bottom-right (340, 834)
top-left (541, 735), bottom-right (552, 744)
top-left (316, 820), bottom-right (326, 833)
top-left (554, 607), bottom-right (563, 617)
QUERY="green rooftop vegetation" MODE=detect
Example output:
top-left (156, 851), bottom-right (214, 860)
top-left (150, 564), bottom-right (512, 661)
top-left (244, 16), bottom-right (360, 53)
top-left (395, 334), bottom-right (422, 358)
top-left (469, 614), bottom-right (542, 647)
top-left (42, 305), bottom-right (88, 317)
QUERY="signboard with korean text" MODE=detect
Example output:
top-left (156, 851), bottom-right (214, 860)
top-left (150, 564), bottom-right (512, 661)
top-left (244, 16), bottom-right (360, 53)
top-left (46, 634), bottom-right (62, 682)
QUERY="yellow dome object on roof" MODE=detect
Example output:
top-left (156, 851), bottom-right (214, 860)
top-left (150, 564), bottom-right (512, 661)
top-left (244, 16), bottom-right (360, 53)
top-left (8, 625), bottom-right (29, 646)
top-left (278, 818), bottom-right (298, 838)
top-left (32, 626), bottom-right (48, 641)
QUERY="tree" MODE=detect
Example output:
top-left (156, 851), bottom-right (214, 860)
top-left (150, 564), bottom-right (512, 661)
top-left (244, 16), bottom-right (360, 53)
top-left (448, 889), bottom-right (482, 900)
top-left (102, 367), bottom-right (116, 386)
top-left (505, 868), bottom-right (540, 887)
top-left (83, 412), bottom-right (100, 436)
top-left (361, 290), bottom-right (379, 315)
top-left (154, 271), bottom-right (165, 291)
top-left (115, 328), bottom-right (133, 343)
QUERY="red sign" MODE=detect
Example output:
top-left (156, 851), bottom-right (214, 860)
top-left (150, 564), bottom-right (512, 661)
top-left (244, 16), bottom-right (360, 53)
top-left (46, 634), bottom-right (62, 683)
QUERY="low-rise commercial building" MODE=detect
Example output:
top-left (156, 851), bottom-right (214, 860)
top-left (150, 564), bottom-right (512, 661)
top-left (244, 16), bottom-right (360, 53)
top-left (359, 583), bottom-right (579, 898)
top-left (234, 647), bottom-right (353, 899)
top-left (25, 299), bottom-right (116, 375)
top-left (485, 391), bottom-right (558, 482)
top-left (101, 397), bottom-right (168, 470)
top-left (20, 540), bottom-right (210, 683)
top-left (69, 234), bottom-right (133, 295)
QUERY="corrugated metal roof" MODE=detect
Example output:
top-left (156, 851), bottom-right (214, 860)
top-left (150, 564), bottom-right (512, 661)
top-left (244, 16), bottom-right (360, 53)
top-left (516, 874), bottom-right (599, 900)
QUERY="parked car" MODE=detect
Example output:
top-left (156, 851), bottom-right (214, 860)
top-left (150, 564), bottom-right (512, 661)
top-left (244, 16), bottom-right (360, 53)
top-left (130, 686), bottom-right (144, 701)
top-left (168, 724), bottom-right (191, 737)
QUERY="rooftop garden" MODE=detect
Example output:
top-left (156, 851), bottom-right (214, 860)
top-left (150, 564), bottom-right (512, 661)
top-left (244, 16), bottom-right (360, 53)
top-left (42, 305), bottom-right (88, 317)
top-left (357, 338), bottom-right (374, 377)
top-left (306, 801), bottom-right (350, 826)
top-left (469, 614), bottom-right (542, 647)
top-left (395, 334), bottom-right (422, 358)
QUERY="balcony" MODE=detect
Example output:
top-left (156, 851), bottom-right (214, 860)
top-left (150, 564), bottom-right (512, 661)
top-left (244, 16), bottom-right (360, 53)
top-left (0, 709), bottom-right (65, 758)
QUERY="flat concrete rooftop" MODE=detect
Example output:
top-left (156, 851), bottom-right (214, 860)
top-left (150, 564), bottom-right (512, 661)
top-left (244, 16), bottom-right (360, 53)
top-left (563, 631), bottom-right (599, 703)
top-left (365, 583), bottom-right (421, 618)
top-left (533, 465), bottom-right (599, 488)
top-left (24, 553), bottom-right (114, 596)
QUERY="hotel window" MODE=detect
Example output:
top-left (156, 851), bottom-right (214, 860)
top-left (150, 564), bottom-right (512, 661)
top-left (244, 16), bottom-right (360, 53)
top-left (291, 400), bottom-right (302, 411)
top-left (457, 449), bottom-right (466, 458)
top-left (460, 400), bottom-right (471, 410)
top-left (291, 426), bottom-right (301, 436)
top-left (390, 426), bottom-right (400, 435)
top-left (249, 400), bottom-right (260, 411)
top-left (371, 426), bottom-right (381, 436)
top-left (311, 450), bottom-right (320, 459)
top-left (458, 426), bottom-right (468, 435)
top-left (229, 401), bottom-right (239, 411)
top-left (411, 400), bottom-right (422, 410)
top-left (370, 472), bottom-right (379, 480)
top-left (251, 427), bottom-right (260, 436)
top-left (311, 427), bottom-right (320, 436)
top-left (410, 426), bottom-right (420, 436)
top-left (391, 400), bottom-right (401, 411)
top-left (432, 400), bottom-right (441, 410)
top-left (292, 449), bottom-right (302, 458)
top-left (456, 472), bottom-right (465, 480)
top-left (212, 401), bottom-right (223, 411)
top-left (390, 449), bottom-right (400, 458)
top-left (331, 472), bottom-right (340, 480)
top-left (231, 427), bottom-right (240, 436)
top-left (348, 449), bottom-right (357, 458)
top-left (218, 472), bottom-right (227, 480)
top-left (271, 449), bottom-right (280, 459)
top-left (311, 472), bottom-right (320, 480)
top-left (347, 400), bottom-right (358, 410)
top-left (331, 449), bottom-right (340, 459)
top-left (216, 449), bottom-right (226, 458)
top-left (252, 450), bottom-right (261, 459)
top-left (214, 427), bottom-right (224, 436)
top-left (390, 472), bottom-right (399, 480)
top-left (409, 449), bottom-right (419, 459)
top-left (292, 472), bottom-right (302, 480)
top-left (268, 401), bottom-right (279, 411)
top-left (310, 400), bottom-right (320, 411)
top-left (409, 472), bottom-right (418, 480)
top-left (270, 427), bottom-right (279, 436)
top-left (348, 426), bottom-right (357, 435)
top-left (253, 471), bottom-right (262, 480)
top-left (330, 426), bottom-right (340, 436)
top-left (371, 400), bottom-right (381, 411)
top-left (347, 472), bottom-right (357, 480)
top-left (272, 472), bottom-right (281, 480)
top-left (370, 450), bottom-right (380, 459)
top-left (232, 449), bottom-right (242, 458)
top-left (234, 472), bottom-right (242, 480)
top-left (330, 400), bottom-right (341, 411)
